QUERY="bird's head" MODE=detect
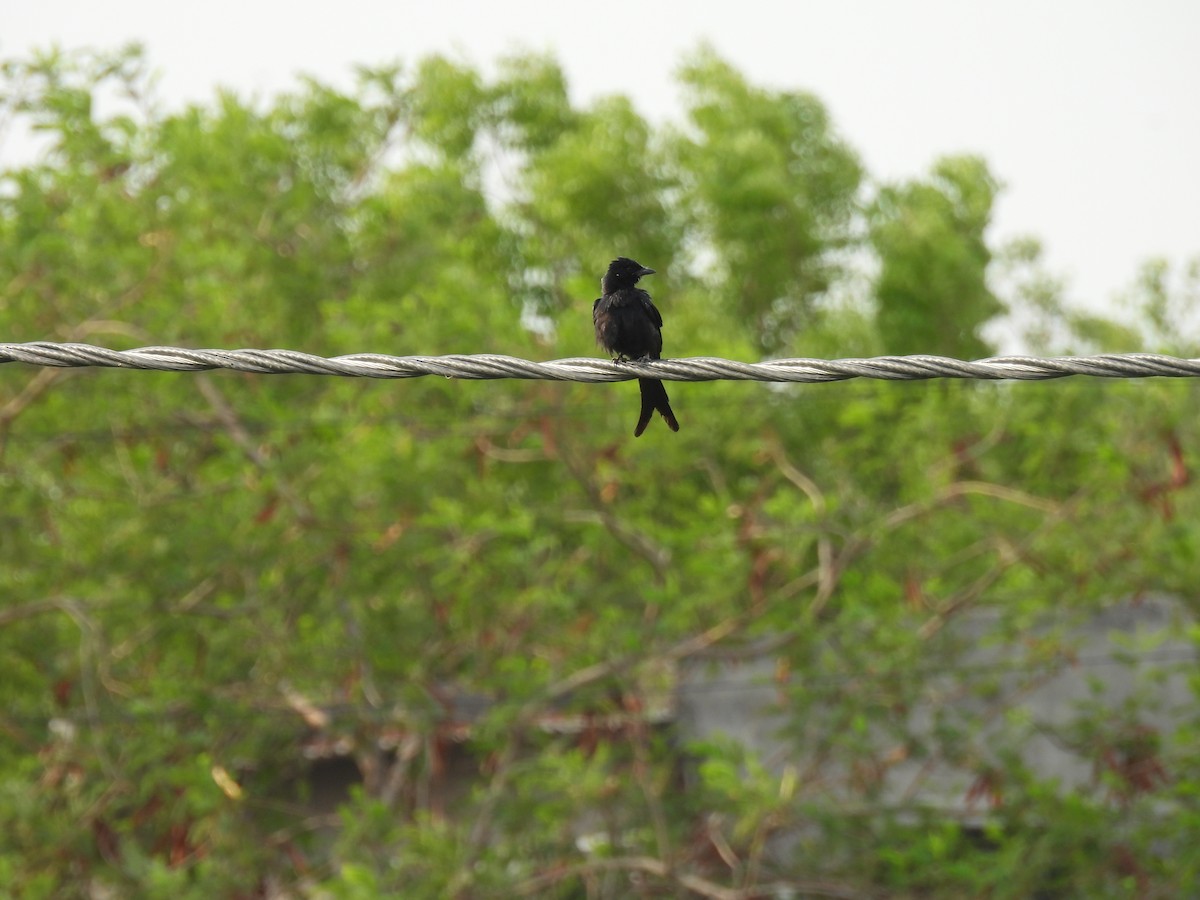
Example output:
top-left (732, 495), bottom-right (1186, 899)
top-left (602, 257), bottom-right (655, 293)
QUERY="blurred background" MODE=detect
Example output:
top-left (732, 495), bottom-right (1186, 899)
top-left (2, 2), bottom-right (1199, 896)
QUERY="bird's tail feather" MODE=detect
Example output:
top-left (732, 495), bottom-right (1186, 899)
top-left (635, 378), bottom-right (680, 437)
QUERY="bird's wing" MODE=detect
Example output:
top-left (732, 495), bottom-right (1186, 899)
top-left (639, 291), bottom-right (664, 328)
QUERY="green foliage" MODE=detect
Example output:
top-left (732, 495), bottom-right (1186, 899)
top-left (870, 155), bottom-right (1005, 357)
top-left (2, 43), bottom-right (1199, 898)
top-left (673, 46), bottom-right (864, 351)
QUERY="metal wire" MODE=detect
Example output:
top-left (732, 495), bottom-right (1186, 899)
top-left (3, 341), bottom-right (1200, 383)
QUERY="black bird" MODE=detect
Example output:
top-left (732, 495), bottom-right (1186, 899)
top-left (593, 257), bottom-right (680, 437)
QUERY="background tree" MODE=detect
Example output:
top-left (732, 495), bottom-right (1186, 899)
top-left (1, 44), bottom-right (1198, 898)
top-left (671, 46), bottom-right (864, 353)
top-left (870, 154), bottom-right (1005, 357)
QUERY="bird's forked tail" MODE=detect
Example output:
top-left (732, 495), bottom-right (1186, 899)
top-left (635, 378), bottom-right (680, 437)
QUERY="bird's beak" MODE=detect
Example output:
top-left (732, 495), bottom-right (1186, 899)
top-left (639, 267), bottom-right (656, 277)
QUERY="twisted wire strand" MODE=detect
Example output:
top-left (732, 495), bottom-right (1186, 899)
top-left (3, 342), bottom-right (1200, 383)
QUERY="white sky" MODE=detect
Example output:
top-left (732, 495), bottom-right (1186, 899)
top-left (4, 0), bottom-right (1199, 315)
